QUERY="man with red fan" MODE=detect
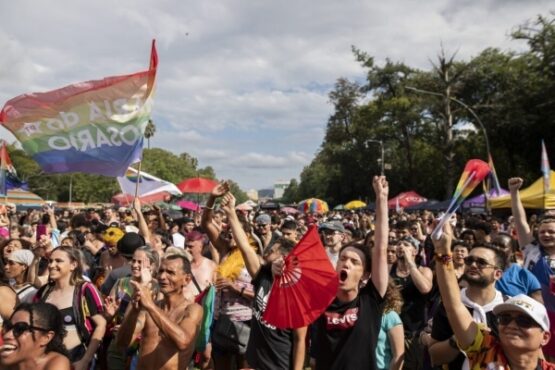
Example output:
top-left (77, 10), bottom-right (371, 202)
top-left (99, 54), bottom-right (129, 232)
top-left (312, 176), bottom-right (390, 370)
top-left (217, 191), bottom-right (307, 370)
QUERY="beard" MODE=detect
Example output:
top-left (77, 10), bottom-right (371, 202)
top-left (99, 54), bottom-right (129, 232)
top-left (462, 272), bottom-right (493, 288)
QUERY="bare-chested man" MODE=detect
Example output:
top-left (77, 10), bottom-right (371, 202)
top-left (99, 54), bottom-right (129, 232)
top-left (116, 254), bottom-right (203, 370)
top-left (183, 231), bottom-right (217, 300)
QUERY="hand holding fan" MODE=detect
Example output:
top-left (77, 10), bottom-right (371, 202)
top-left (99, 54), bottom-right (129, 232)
top-left (432, 159), bottom-right (490, 240)
top-left (262, 226), bottom-right (338, 329)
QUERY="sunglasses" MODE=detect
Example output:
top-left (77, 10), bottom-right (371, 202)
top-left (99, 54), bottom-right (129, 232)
top-left (2, 321), bottom-right (49, 338)
top-left (496, 313), bottom-right (540, 329)
top-left (463, 256), bottom-right (498, 270)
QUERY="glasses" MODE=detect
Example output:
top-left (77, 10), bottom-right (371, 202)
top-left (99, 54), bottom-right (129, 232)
top-left (463, 256), bottom-right (498, 270)
top-left (496, 313), bottom-right (540, 329)
top-left (2, 321), bottom-right (50, 338)
top-left (323, 230), bottom-right (341, 236)
top-left (256, 224), bottom-right (269, 228)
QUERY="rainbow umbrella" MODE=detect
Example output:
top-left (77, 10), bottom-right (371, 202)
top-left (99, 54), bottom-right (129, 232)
top-left (298, 198), bottom-right (329, 214)
top-left (344, 200), bottom-right (367, 210)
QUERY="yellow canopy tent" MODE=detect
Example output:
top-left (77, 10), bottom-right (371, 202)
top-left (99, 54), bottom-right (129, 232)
top-left (490, 171), bottom-right (555, 209)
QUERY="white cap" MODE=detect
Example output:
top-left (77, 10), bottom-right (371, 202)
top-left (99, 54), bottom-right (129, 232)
top-left (493, 294), bottom-right (550, 331)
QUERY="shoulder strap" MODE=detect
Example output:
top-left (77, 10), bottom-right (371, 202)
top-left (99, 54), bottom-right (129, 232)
top-left (72, 281), bottom-right (91, 345)
top-left (191, 274), bottom-right (202, 294)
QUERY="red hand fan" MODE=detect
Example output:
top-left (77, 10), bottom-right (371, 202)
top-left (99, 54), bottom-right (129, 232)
top-left (262, 226), bottom-right (338, 329)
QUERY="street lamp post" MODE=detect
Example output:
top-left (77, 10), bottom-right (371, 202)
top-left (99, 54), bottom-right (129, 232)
top-left (405, 86), bottom-right (491, 158)
top-left (366, 139), bottom-right (385, 176)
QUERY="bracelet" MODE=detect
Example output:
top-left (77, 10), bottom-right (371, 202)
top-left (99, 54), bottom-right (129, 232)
top-left (205, 205), bottom-right (214, 210)
top-left (434, 253), bottom-right (453, 265)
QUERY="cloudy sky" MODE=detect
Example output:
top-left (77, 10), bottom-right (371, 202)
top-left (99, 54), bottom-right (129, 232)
top-left (0, 1), bottom-right (551, 191)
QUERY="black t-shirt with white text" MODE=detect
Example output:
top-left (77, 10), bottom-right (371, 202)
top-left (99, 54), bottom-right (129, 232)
top-left (314, 280), bottom-right (385, 370)
top-left (246, 264), bottom-right (293, 370)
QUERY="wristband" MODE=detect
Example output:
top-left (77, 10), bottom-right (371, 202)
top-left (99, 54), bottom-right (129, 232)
top-left (434, 253), bottom-right (453, 265)
top-left (205, 205), bottom-right (214, 210)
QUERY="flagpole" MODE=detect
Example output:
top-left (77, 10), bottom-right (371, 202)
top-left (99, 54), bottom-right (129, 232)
top-left (134, 161), bottom-right (143, 199)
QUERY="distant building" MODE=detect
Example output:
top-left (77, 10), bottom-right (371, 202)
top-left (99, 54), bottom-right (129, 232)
top-left (257, 188), bottom-right (274, 202)
top-left (273, 180), bottom-right (290, 199)
top-left (246, 189), bottom-right (259, 201)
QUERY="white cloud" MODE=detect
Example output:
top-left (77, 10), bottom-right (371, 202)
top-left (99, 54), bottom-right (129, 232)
top-left (0, 0), bottom-right (552, 190)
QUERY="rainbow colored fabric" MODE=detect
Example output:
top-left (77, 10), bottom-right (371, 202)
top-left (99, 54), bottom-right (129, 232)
top-left (0, 41), bottom-right (158, 177)
top-left (432, 159), bottom-right (490, 239)
top-left (195, 285), bottom-right (216, 352)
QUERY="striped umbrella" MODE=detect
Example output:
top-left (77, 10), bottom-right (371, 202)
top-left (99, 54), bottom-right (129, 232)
top-left (298, 198), bottom-right (329, 214)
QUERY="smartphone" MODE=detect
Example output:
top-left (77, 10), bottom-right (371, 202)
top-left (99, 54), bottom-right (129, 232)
top-left (36, 224), bottom-right (48, 241)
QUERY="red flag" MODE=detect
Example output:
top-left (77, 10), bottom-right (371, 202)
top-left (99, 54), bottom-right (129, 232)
top-left (262, 226), bottom-right (338, 329)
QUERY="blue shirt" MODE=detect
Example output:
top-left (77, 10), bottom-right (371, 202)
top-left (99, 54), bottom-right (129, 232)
top-left (375, 310), bottom-right (403, 370)
top-left (496, 263), bottom-right (541, 297)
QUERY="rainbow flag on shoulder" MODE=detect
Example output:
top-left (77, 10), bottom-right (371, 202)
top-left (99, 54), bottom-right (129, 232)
top-left (0, 41), bottom-right (158, 177)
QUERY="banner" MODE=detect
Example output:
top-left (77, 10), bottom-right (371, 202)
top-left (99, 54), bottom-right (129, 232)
top-left (0, 40), bottom-right (158, 177)
top-left (117, 167), bottom-right (182, 197)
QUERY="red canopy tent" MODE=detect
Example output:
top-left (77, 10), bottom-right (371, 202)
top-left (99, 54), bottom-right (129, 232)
top-left (388, 191), bottom-right (427, 209)
top-left (111, 191), bottom-right (171, 206)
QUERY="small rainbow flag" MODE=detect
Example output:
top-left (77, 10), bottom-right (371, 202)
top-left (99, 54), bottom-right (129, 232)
top-left (432, 159), bottom-right (490, 239)
top-left (0, 41), bottom-right (158, 177)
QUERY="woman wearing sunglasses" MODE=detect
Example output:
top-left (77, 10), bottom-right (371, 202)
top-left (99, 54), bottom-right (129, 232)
top-left (433, 222), bottom-right (554, 369)
top-left (0, 302), bottom-right (70, 370)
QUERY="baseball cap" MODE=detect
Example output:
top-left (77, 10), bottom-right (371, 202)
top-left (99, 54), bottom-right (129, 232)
top-left (8, 249), bottom-right (35, 266)
top-left (255, 214), bottom-right (271, 225)
top-left (493, 294), bottom-right (550, 331)
top-left (319, 221), bottom-right (346, 233)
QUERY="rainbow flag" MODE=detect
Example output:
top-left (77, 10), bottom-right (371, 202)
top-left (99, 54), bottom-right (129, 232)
top-left (0, 141), bottom-right (28, 194)
top-left (432, 159), bottom-right (490, 239)
top-left (195, 285), bottom-right (215, 352)
top-left (0, 41), bottom-right (158, 177)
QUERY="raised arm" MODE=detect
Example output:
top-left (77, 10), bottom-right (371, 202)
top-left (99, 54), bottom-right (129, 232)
top-left (433, 223), bottom-right (477, 349)
top-left (508, 177), bottom-right (533, 248)
top-left (133, 198), bottom-right (152, 243)
top-left (221, 192), bottom-right (261, 278)
top-left (371, 175), bottom-right (389, 297)
top-left (115, 303), bottom-right (145, 350)
top-left (201, 181), bottom-right (230, 254)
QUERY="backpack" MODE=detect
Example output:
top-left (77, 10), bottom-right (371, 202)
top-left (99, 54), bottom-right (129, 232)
top-left (35, 281), bottom-right (103, 346)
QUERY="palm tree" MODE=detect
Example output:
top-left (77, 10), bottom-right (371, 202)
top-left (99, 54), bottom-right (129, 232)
top-left (144, 119), bottom-right (156, 149)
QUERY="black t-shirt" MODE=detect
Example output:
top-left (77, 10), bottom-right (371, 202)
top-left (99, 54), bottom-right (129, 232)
top-left (246, 264), bottom-right (293, 370)
top-left (431, 302), bottom-right (499, 370)
top-left (390, 264), bottom-right (428, 334)
top-left (314, 280), bottom-right (385, 370)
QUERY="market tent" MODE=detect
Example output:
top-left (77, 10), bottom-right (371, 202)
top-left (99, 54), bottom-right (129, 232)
top-left (388, 191), bottom-right (427, 209)
top-left (2, 188), bottom-right (45, 209)
top-left (463, 188), bottom-right (509, 209)
top-left (490, 171), bottom-right (555, 209)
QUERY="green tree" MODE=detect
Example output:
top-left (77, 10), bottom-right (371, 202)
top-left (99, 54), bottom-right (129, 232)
top-left (144, 119), bottom-right (156, 149)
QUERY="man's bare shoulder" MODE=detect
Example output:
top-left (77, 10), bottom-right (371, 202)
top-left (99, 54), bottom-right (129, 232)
top-left (181, 301), bottom-right (203, 324)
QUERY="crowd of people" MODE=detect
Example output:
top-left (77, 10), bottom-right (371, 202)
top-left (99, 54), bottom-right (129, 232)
top-left (0, 175), bottom-right (554, 370)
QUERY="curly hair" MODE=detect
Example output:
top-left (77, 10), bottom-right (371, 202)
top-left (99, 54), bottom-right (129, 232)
top-left (383, 280), bottom-right (403, 314)
top-left (11, 302), bottom-right (69, 357)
